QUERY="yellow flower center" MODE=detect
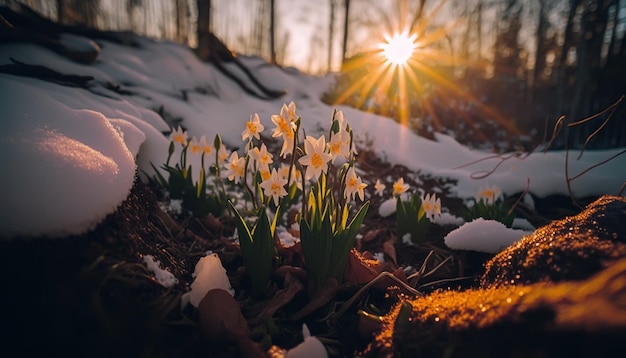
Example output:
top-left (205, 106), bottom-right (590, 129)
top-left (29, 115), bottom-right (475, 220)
top-left (348, 177), bottom-right (357, 189)
top-left (247, 121), bottom-right (258, 134)
top-left (279, 120), bottom-right (291, 134)
top-left (311, 153), bottom-right (323, 168)
top-left (261, 170), bottom-right (271, 181)
top-left (271, 182), bottom-right (281, 193)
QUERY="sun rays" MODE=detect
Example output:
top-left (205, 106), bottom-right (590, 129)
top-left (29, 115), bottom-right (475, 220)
top-left (331, 1), bottom-right (520, 142)
top-left (381, 31), bottom-right (417, 66)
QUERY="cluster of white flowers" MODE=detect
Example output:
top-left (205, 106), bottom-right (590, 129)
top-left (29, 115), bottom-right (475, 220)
top-left (476, 184), bottom-right (503, 204)
top-left (376, 176), bottom-right (442, 222)
top-left (225, 101), bottom-right (366, 208)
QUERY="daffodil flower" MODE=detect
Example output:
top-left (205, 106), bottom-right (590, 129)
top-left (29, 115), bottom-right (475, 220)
top-left (477, 185), bottom-right (502, 205)
top-left (421, 193), bottom-right (441, 221)
top-left (224, 151), bottom-right (245, 184)
top-left (328, 131), bottom-right (350, 164)
top-left (344, 167), bottom-right (367, 201)
top-left (279, 163), bottom-right (301, 189)
top-left (242, 113), bottom-right (264, 142)
top-left (170, 126), bottom-right (188, 146)
top-left (259, 167), bottom-right (271, 182)
top-left (374, 179), bottom-right (386, 197)
top-left (199, 135), bottom-right (214, 157)
top-left (279, 128), bottom-right (295, 158)
top-left (250, 143), bottom-right (273, 172)
top-left (392, 177), bottom-right (410, 197)
top-left (259, 168), bottom-right (288, 206)
top-left (299, 135), bottom-right (332, 181)
top-left (271, 104), bottom-right (296, 138)
top-left (218, 146), bottom-right (230, 164)
top-left (188, 136), bottom-right (201, 155)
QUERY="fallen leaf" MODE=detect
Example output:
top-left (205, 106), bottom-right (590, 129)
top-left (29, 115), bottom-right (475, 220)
top-left (198, 288), bottom-right (249, 342)
top-left (289, 279), bottom-right (339, 320)
top-left (343, 249), bottom-right (410, 291)
top-left (256, 270), bottom-right (305, 320)
top-left (382, 235), bottom-right (398, 267)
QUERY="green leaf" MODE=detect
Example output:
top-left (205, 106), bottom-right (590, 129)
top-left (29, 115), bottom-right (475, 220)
top-left (228, 201), bottom-right (274, 298)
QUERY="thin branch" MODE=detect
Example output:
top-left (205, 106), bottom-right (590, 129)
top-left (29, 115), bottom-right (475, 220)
top-left (571, 95), bottom-right (624, 160)
top-left (508, 177), bottom-right (530, 216)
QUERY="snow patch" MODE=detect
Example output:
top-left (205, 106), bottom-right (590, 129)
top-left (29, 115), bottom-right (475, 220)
top-left (444, 218), bottom-right (531, 254)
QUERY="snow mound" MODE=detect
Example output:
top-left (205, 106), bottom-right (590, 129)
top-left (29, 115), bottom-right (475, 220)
top-left (186, 253), bottom-right (234, 308)
top-left (0, 76), bottom-right (139, 239)
top-left (444, 218), bottom-right (531, 254)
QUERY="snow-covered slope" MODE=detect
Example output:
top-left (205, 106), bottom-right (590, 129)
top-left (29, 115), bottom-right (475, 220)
top-left (1, 33), bottom-right (624, 239)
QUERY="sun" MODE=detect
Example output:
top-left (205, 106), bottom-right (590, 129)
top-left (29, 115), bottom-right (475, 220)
top-left (381, 31), bottom-right (417, 66)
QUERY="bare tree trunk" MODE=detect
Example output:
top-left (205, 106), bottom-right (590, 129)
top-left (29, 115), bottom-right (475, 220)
top-left (476, 0), bottom-right (482, 60)
top-left (555, 0), bottom-right (579, 116)
top-left (328, 0), bottom-right (336, 72)
top-left (532, 0), bottom-right (547, 88)
top-left (569, 0), bottom-right (610, 121)
top-left (270, 0), bottom-right (277, 64)
top-left (175, 0), bottom-right (188, 43)
top-left (56, 0), bottom-right (64, 24)
top-left (196, 0), bottom-right (211, 61)
top-left (341, 0), bottom-right (350, 64)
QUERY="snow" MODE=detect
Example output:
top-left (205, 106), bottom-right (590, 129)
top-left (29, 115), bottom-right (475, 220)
top-left (184, 253), bottom-right (234, 308)
top-left (142, 254), bottom-right (178, 288)
top-left (444, 218), bottom-right (532, 254)
top-left (1, 32), bottom-right (625, 248)
top-left (285, 324), bottom-right (328, 358)
top-left (378, 198), bottom-right (397, 218)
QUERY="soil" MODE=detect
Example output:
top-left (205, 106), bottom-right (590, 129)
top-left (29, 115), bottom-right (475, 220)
top-left (1, 145), bottom-right (617, 357)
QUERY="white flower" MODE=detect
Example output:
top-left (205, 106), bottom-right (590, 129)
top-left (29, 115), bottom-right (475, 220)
top-left (224, 151), bottom-right (245, 184)
top-left (271, 103), bottom-right (296, 138)
top-left (422, 193), bottom-right (441, 221)
top-left (242, 113), bottom-right (264, 142)
top-left (392, 177), bottom-right (410, 197)
top-left (374, 179), bottom-right (386, 197)
top-left (169, 126), bottom-right (187, 146)
top-left (298, 135), bottom-right (332, 181)
top-left (188, 136), bottom-right (201, 155)
top-left (218, 146), bottom-right (230, 164)
top-left (328, 131), bottom-right (350, 164)
top-left (344, 167), bottom-right (367, 201)
top-left (199, 135), bottom-right (214, 157)
top-left (259, 168), bottom-right (288, 206)
top-left (279, 163), bottom-right (301, 189)
top-left (477, 185), bottom-right (502, 205)
top-left (279, 128), bottom-right (295, 158)
top-left (250, 143), bottom-right (273, 172)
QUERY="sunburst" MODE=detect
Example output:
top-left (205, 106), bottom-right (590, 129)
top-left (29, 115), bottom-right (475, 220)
top-left (332, 1), bottom-right (520, 144)
top-left (381, 31), bottom-right (417, 66)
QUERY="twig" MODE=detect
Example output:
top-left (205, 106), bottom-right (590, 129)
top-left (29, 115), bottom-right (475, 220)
top-left (570, 95), bottom-right (624, 160)
top-left (328, 272), bottom-right (422, 321)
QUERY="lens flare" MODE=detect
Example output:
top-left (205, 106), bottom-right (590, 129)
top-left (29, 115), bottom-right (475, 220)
top-left (381, 32), bottom-right (417, 66)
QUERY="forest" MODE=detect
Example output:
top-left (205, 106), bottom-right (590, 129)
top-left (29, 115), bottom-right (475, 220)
top-left (2, 1), bottom-right (626, 356)
top-left (3, 0), bottom-right (625, 150)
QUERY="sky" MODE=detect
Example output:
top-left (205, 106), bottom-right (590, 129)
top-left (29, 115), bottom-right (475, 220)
top-left (0, 32), bottom-right (625, 249)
